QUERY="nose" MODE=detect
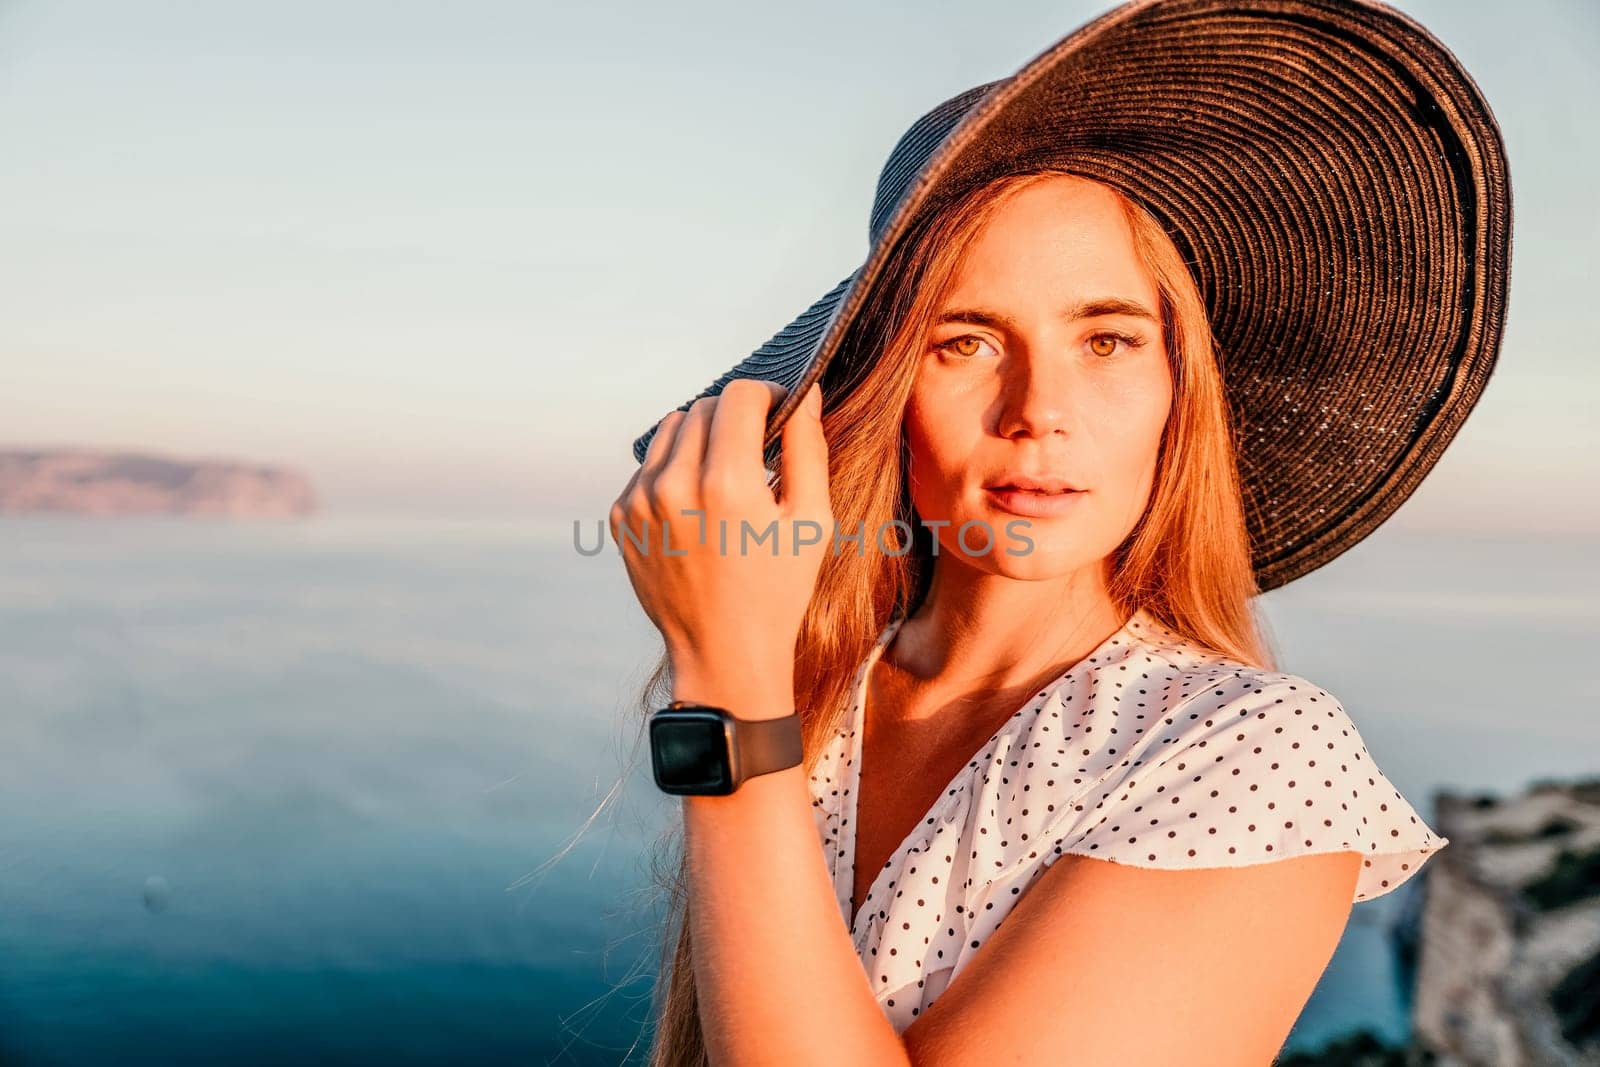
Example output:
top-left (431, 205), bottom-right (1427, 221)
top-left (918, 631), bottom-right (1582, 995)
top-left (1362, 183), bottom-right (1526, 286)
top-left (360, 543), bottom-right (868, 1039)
top-left (995, 348), bottom-right (1073, 439)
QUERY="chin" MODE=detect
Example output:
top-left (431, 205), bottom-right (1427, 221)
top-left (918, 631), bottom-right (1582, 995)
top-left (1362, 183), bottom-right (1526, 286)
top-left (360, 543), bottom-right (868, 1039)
top-left (953, 511), bottom-right (1111, 578)
top-left (942, 533), bottom-right (1086, 580)
top-left (986, 550), bottom-right (1090, 581)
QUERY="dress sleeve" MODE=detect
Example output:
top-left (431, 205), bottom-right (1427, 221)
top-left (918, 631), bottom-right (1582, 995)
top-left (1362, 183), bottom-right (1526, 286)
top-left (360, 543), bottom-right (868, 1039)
top-left (1043, 670), bottom-right (1450, 903)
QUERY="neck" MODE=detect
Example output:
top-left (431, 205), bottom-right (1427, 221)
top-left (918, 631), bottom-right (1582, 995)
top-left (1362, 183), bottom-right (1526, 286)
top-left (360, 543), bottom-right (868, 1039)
top-left (881, 555), bottom-right (1130, 722)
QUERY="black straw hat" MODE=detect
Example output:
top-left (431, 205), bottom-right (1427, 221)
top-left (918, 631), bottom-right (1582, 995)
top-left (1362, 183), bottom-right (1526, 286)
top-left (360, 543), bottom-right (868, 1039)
top-left (628, 0), bottom-right (1512, 593)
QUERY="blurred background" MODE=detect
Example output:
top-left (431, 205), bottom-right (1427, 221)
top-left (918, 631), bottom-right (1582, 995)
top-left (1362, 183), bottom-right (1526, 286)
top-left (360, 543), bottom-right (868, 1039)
top-left (1, 0), bottom-right (1595, 1064)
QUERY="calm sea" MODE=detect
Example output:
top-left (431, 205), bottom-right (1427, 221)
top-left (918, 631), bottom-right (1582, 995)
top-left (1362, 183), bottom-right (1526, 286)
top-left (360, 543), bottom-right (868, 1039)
top-left (2, 516), bottom-right (1595, 1065)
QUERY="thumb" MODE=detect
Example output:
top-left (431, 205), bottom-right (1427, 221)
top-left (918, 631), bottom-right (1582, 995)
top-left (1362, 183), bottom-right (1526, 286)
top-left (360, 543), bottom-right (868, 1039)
top-left (778, 382), bottom-right (830, 516)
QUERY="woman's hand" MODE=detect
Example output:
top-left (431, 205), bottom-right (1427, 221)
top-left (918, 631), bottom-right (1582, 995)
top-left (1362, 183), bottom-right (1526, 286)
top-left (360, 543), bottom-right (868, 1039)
top-left (610, 378), bottom-right (831, 716)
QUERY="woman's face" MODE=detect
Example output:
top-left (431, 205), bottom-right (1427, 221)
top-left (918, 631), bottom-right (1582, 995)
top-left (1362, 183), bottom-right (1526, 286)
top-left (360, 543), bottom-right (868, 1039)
top-left (903, 175), bottom-right (1173, 580)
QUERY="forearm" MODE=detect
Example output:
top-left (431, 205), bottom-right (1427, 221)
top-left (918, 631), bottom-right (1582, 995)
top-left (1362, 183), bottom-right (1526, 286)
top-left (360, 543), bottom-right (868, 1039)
top-left (673, 665), bottom-right (911, 1067)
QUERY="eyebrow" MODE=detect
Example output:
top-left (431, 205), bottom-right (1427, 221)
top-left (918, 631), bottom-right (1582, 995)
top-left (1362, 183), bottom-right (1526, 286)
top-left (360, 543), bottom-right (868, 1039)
top-left (934, 297), bottom-right (1160, 331)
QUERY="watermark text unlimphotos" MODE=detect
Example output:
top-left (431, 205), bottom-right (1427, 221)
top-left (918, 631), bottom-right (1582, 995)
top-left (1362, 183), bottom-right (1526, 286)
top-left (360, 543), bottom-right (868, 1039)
top-left (574, 511), bottom-right (1036, 558)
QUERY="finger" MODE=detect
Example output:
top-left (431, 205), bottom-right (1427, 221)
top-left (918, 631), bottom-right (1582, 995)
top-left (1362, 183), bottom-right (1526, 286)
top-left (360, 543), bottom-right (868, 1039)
top-left (640, 407), bottom-right (687, 478)
top-left (626, 408), bottom-right (686, 502)
top-left (704, 378), bottom-right (787, 491)
top-left (613, 408), bottom-right (685, 543)
top-left (666, 395), bottom-right (718, 482)
top-left (778, 382), bottom-right (830, 515)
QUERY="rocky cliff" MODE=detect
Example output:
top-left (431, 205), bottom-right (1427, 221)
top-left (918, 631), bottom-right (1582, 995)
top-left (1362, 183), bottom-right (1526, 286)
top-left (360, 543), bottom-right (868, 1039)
top-left (1407, 778), bottom-right (1600, 1065)
top-left (0, 448), bottom-right (318, 517)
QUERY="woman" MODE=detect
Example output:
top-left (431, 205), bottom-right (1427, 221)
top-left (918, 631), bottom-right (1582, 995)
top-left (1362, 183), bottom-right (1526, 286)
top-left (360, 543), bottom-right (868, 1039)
top-left (611, 1), bottom-right (1509, 1063)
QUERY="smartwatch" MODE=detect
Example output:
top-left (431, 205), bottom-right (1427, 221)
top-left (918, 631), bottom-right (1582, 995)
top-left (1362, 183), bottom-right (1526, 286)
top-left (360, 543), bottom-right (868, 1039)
top-left (648, 700), bottom-right (803, 796)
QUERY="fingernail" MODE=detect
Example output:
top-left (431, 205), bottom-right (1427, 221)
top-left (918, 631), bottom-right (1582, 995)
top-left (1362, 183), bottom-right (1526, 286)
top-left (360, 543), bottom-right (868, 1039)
top-left (806, 383), bottom-right (822, 417)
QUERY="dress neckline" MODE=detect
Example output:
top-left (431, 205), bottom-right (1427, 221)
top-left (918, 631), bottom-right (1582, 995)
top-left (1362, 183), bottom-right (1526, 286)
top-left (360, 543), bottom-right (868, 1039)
top-left (837, 606), bottom-right (1149, 943)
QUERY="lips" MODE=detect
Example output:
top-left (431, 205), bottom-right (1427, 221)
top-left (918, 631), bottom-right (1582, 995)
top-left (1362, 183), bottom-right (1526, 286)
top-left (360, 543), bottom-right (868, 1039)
top-left (984, 485), bottom-right (1087, 518)
top-left (985, 474), bottom-right (1084, 494)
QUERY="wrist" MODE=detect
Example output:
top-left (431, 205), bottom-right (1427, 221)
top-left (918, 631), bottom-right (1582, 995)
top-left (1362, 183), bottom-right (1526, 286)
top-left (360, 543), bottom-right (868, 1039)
top-left (670, 664), bottom-right (796, 722)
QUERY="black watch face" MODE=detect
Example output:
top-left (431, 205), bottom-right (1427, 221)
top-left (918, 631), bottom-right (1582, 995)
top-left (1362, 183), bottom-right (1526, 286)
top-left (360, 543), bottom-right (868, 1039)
top-left (650, 709), bottom-right (733, 795)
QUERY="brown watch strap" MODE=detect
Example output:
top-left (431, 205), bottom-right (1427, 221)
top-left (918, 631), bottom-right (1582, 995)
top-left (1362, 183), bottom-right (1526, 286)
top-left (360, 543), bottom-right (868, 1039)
top-left (734, 712), bottom-right (803, 783)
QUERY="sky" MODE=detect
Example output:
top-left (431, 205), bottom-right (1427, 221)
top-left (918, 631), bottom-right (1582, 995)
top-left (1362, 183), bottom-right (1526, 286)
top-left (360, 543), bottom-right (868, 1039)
top-left (0, 0), bottom-right (1595, 529)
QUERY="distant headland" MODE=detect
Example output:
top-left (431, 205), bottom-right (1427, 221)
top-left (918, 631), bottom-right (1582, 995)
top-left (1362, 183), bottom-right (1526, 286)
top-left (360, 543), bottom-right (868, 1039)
top-left (0, 448), bottom-right (318, 517)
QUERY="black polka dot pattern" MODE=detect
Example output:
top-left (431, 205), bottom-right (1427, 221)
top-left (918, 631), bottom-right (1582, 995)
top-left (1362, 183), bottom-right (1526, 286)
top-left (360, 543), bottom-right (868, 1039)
top-left (807, 607), bottom-right (1450, 1033)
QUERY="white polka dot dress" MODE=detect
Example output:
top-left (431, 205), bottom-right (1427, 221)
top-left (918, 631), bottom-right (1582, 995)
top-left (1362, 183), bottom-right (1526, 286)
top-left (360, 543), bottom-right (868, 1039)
top-left (807, 607), bottom-right (1449, 1033)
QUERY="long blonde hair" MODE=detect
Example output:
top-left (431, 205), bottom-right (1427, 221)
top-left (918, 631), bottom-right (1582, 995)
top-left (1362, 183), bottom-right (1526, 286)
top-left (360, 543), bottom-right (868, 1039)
top-left (627, 168), bottom-right (1277, 1064)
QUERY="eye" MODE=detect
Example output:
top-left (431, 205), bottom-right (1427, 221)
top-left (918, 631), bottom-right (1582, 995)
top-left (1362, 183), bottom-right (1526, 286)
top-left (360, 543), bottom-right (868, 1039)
top-left (1087, 330), bottom-right (1147, 358)
top-left (932, 334), bottom-right (999, 360)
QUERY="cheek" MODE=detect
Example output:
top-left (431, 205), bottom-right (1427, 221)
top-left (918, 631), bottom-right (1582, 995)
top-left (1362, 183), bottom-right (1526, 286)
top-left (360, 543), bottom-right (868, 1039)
top-left (904, 386), bottom-right (979, 489)
top-left (1098, 371), bottom-right (1172, 488)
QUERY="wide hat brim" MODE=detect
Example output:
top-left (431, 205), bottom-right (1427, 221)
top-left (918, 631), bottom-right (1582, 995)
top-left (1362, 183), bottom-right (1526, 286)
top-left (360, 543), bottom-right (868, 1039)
top-left (629, 0), bottom-right (1512, 594)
